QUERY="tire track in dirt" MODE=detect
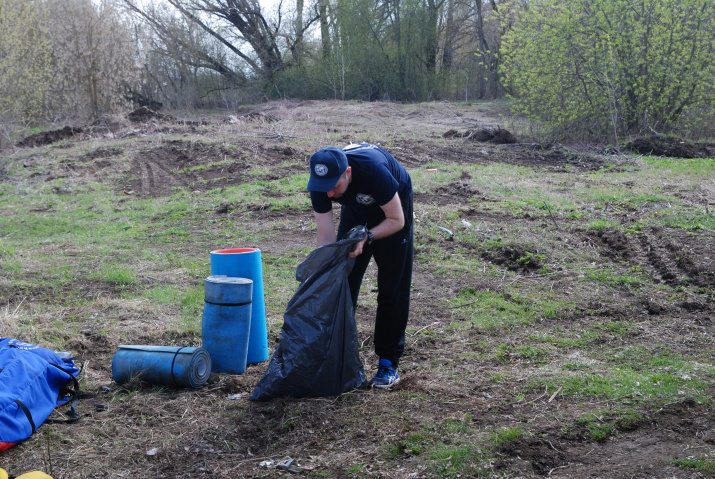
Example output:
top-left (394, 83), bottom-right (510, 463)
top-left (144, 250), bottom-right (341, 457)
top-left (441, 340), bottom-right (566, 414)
top-left (638, 232), bottom-right (680, 285)
top-left (130, 146), bottom-right (215, 197)
top-left (139, 159), bottom-right (187, 196)
top-left (122, 141), bottom-right (300, 197)
top-left (140, 161), bottom-right (155, 192)
top-left (586, 227), bottom-right (714, 317)
top-left (640, 229), bottom-right (715, 289)
top-left (588, 227), bottom-right (715, 289)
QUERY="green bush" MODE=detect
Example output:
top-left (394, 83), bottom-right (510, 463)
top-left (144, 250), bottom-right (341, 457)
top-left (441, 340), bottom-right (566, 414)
top-left (499, 0), bottom-right (715, 140)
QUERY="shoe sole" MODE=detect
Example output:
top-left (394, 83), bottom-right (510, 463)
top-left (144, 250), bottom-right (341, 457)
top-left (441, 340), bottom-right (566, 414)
top-left (372, 377), bottom-right (400, 389)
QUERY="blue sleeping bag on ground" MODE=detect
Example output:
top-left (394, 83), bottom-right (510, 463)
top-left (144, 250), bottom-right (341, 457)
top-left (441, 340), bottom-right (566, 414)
top-left (0, 338), bottom-right (80, 451)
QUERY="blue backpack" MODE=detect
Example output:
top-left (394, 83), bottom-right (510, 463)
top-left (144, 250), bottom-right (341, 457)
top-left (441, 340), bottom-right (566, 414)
top-left (0, 338), bottom-right (80, 451)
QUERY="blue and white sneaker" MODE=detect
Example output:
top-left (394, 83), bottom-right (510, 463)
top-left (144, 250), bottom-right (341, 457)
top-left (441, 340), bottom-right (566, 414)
top-left (370, 359), bottom-right (400, 388)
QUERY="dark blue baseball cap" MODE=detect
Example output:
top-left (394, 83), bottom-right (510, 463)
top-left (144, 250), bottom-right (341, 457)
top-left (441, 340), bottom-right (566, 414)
top-left (307, 147), bottom-right (348, 192)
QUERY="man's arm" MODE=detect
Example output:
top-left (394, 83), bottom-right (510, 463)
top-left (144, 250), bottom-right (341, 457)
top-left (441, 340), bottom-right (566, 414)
top-left (314, 210), bottom-right (336, 246)
top-left (349, 192), bottom-right (404, 258)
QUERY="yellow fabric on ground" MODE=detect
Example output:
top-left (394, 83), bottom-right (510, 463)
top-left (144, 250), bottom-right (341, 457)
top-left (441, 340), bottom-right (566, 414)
top-left (0, 470), bottom-right (53, 479)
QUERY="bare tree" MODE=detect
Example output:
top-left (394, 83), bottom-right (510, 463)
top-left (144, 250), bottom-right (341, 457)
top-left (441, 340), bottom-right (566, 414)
top-left (124, 0), bottom-right (319, 85)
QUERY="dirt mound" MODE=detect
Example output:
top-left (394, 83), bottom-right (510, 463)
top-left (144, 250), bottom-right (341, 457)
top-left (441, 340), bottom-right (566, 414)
top-left (14, 115), bottom-right (131, 148)
top-left (444, 127), bottom-right (517, 144)
top-left (88, 114), bottom-right (129, 132)
top-left (626, 136), bottom-right (715, 158)
top-left (480, 243), bottom-right (545, 273)
top-left (587, 228), bottom-right (632, 260)
top-left (17, 126), bottom-right (83, 147)
top-left (127, 106), bottom-right (175, 123)
top-left (76, 146), bottom-right (124, 162)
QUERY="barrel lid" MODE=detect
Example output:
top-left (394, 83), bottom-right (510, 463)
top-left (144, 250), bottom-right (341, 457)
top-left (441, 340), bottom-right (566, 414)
top-left (204, 275), bottom-right (253, 285)
top-left (210, 248), bottom-right (260, 254)
top-left (117, 345), bottom-right (200, 355)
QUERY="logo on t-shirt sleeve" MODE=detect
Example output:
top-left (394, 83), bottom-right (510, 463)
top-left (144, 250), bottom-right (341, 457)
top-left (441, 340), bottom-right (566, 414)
top-left (356, 193), bottom-right (375, 205)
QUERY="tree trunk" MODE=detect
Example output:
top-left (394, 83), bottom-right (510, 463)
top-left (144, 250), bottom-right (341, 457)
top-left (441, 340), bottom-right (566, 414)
top-left (293, 0), bottom-right (304, 64)
top-left (319, 0), bottom-right (331, 59)
top-left (475, 0), bottom-right (487, 98)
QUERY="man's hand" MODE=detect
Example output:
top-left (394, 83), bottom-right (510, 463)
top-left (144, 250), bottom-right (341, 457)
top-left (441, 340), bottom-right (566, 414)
top-left (349, 236), bottom-right (368, 258)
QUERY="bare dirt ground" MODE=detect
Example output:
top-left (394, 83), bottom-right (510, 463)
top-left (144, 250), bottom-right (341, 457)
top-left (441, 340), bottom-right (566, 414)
top-left (1, 100), bottom-right (714, 478)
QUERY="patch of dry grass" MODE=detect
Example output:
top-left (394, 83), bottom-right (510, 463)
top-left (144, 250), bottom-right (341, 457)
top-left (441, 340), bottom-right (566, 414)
top-left (0, 300), bottom-right (20, 338)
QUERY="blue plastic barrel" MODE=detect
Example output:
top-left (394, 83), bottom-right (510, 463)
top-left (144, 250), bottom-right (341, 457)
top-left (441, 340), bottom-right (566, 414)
top-left (202, 276), bottom-right (253, 374)
top-left (210, 248), bottom-right (269, 364)
top-left (111, 345), bottom-right (211, 388)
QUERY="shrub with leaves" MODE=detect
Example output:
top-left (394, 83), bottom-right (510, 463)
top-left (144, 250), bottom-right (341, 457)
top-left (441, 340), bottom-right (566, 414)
top-left (0, 0), bottom-right (53, 125)
top-left (499, 0), bottom-right (715, 140)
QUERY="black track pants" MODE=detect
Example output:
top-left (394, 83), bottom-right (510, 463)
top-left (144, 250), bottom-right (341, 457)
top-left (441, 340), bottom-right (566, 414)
top-left (337, 191), bottom-right (414, 368)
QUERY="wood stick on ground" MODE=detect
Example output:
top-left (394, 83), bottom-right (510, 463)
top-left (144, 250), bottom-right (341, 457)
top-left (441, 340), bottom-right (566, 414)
top-left (544, 201), bottom-right (560, 230)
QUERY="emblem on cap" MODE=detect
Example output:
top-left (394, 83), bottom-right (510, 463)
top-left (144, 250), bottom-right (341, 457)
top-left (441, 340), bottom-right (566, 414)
top-left (315, 164), bottom-right (328, 176)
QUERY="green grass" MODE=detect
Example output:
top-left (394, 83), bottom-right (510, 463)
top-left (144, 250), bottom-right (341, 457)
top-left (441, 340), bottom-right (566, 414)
top-left (427, 444), bottom-right (481, 478)
top-left (219, 177), bottom-right (312, 212)
top-left (604, 346), bottom-right (715, 383)
top-left (596, 320), bottom-right (636, 336)
top-left (539, 368), bottom-right (708, 400)
top-left (383, 416), bottom-right (494, 478)
top-left (530, 328), bottom-right (601, 349)
top-left (570, 408), bottom-right (646, 441)
top-left (639, 157), bottom-right (715, 176)
top-left (440, 415), bottom-right (474, 434)
top-left (415, 242), bottom-right (486, 277)
top-left (389, 432), bottom-right (430, 457)
top-left (658, 211), bottom-right (715, 231)
top-left (177, 159), bottom-right (234, 173)
top-left (100, 265), bottom-right (137, 286)
top-left (143, 285), bottom-right (184, 305)
top-left (449, 288), bottom-right (568, 331)
top-left (672, 456), bottom-right (715, 475)
top-left (514, 344), bottom-right (550, 362)
top-left (588, 219), bottom-right (620, 230)
top-left (585, 268), bottom-right (645, 288)
top-left (0, 186), bottom-right (201, 250)
top-left (491, 426), bottom-right (526, 448)
top-left (0, 241), bottom-right (21, 273)
top-left (177, 285), bottom-right (204, 333)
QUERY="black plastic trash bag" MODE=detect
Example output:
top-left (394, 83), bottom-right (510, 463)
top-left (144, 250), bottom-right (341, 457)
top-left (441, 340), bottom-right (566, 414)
top-left (250, 226), bottom-right (368, 400)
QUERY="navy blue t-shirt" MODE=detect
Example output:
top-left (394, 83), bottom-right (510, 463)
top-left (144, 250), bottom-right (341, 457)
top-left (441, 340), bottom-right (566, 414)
top-left (310, 144), bottom-right (412, 223)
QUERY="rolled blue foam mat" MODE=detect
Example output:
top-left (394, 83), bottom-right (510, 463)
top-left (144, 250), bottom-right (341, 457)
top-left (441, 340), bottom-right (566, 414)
top-left (112, 345), bottom-right (211, 388)
top-left (202, 276), bottom-right (253, 374)
top-left (210, 248), bottom-right (269, 363)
